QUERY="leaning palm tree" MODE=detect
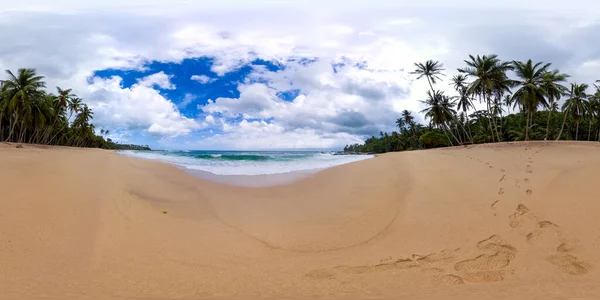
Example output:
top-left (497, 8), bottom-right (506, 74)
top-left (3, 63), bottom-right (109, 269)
top-left (511, 59), bottom-right (551, 141)
top-left (67, 97), bottom-right (82, 123)
top-left (411, 60), bottom-right (445, 94)
top-left (453, 85), bottom-right (475, 142)
top-left (541, 70), bottom-right (569, 140)
top-left (420, 90), bottom-right (460, 145)
top-left (458, 54), bottom-right (514, 142)
top-left (0, 68), bottom-right (46, 142)
top-left (559, 83), bottom-right (589, 141)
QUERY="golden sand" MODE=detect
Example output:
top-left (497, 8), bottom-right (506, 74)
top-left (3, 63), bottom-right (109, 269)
top-left (1, 142), bottom-right (599, 299)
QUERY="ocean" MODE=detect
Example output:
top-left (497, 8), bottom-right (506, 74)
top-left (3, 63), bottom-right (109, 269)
top-left (119, 150), bottom-right (373, 176)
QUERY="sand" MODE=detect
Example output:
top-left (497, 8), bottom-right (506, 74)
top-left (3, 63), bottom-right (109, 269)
top-left (1, 141), bottom-right (600, 299)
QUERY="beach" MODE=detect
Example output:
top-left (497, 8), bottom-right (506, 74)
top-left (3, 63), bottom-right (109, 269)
top-left (1, 142), bottom-right (600, 299)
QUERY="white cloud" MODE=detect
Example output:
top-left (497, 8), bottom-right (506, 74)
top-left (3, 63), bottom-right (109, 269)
top-left (87, 76), bottom-right (200, 137)
top-left (190, 75), bottom-right (213, 84)
top-left (138, 71), bottom-right (176, 90)
top-left (178, 93), bottom-right (196, 108)
top-left (188, 119), bottom-right (366, 150)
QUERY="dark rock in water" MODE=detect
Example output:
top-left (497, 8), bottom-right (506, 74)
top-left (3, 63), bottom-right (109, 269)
top-left (16, 144), bottom-right (23, 149)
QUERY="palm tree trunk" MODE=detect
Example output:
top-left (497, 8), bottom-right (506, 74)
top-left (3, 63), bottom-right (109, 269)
top-left (442, 127), bottom-right (454, 146)
top-left (6, 114), bottom-right (17, 142)
top-left (545, 109), bottom-right (552, 140)
top-left (466, 116), bottom-right (474, 143)
top-left (557, 109), bottom-right (569, 141)
top-left (525, 110), bottom-right (530, 141)
top-left (557, 86), bottom-right (574, 141)
top-left (576, 119), bottom-right (579, 141)
top-left (444, 123), bottom-right (461, 145)
top-left (426, 77), bottom-right (435, 95)
top-left (18, 118), bottom-right (27, 143)
top-left (588, 120), bottom-right (592, 141)
top-left (487, 93), bottom-right (501, 142)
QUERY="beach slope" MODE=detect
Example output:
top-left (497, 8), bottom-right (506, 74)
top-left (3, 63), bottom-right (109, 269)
top-left (1, 142), bottom-right (599, 299)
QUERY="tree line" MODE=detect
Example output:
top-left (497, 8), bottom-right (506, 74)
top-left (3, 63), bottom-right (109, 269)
top-left (345, 55), bottom-right (600, 153)
top-left (0, 68), bottom-right (150, 150)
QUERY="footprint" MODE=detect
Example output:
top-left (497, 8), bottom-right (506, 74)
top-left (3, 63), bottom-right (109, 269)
top-left (524, 178), bottom-right (530, 183)
top-left (509, 204), bottom-right (531, 228)
top-left (557, 241), bottom-right (578, 253)
top-left (454, 236), bottom-right (516, 272)
top-left (491, 200), bottom-right (500, 208)
top-left (499, 175), bottom-right (506, 182)
top-left (500, 169), bottom-right (506, 173)
top-left (463, 270), bottom-right (510, 283)
top-left (525, 189), bottom-right (532, 196)
top-left (546, 254), bottom-right (590, 275)
top-left (498, 188), bottom-right (505, 195)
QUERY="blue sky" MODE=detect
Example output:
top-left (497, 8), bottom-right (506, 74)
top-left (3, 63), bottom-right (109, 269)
top-left (2, 0), bottom-right (599, 149)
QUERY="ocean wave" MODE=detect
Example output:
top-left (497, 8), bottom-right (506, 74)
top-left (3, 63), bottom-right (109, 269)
top-left (194, 154), bottom-right (270, 161)
top-left (119, 150), bottom-right (373, 175)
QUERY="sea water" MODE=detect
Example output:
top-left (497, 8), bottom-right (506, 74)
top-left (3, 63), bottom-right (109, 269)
top-left (120, 150), bottom-right (373, 176)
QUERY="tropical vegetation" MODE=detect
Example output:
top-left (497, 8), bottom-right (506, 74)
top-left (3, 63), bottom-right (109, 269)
top-left (344, 55), bottom-right (600, 154)
top-left (0, 68), bottom-right (150, 150)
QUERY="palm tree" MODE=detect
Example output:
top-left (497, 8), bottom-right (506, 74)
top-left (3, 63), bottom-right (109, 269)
top-left (559, 83), bottom-right (589, 141)
top-left (451, 74), bottom-right (468, 91)
top-left (453, 85), bottom-right (474, 143)
top-left (401, 110), bottom-right (415, 133)
top-left (55, 87), bottom-right (74, 115)
top-left (68, 97), bottom-right (82, 122)
top-left (420, 90), bottom-right (460, 145)
top-left (411, 60), bottom-right (445, 94)
top-left (458, 54), bottom-right (514, 142)
top-left (0, 68), bottom-right (46, 142)
top-left (541, 70), bottom-right (569, 140)
top-left (511, 59), bottom-right (551, 141)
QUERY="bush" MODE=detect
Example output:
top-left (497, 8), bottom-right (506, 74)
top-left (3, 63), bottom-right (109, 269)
top-left (419, 131), bottom-right (449, 148)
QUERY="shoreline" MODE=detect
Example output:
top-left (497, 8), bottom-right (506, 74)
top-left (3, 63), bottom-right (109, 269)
top-left (2, 142), bottom-right (600, 299)
top-left (118, 150), bottom-right (374, 186)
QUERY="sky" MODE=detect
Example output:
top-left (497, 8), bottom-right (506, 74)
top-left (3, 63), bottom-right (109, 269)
top-left (0, 0), bottom-right (599, 150)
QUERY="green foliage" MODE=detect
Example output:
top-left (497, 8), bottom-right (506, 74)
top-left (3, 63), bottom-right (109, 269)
top-left (345, 55), bottom-right (600, 154)
top-left (0, 68), bottom-right (149, 150)
top-left (419, 131), bottom-right (449, 148)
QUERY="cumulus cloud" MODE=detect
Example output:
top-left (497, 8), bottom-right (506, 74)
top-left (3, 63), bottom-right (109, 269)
top-left (190, 75), bottom-right (213, 84)
top-left (138, 71), bottom-right (176, 90)
top-left (87, 76), bottom-right (201, 137)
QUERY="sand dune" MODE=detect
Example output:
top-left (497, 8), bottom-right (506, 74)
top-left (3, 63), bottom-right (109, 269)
top-left (1, 142), bottom-right (599, 299)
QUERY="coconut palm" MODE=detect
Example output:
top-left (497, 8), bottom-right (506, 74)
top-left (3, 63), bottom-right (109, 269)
top-left (401, 110), bottom-right (415, 133)
top-left (559, 83), bottom-right (589, 141)
top-left (67, 97), bottom-right (82, 123)
top-left (541, 70), bottom-right (569, 140)
top-left (420, 90), bottom-right (460, 145)
top-left (587, 97), bottom-right (600, 141)
top-left (452, 85), bottom-right (474, 142)
top-left (458, 54), bottom-right (514, 142)
top-left (451, 74), bottom-right (468, 91)
top-left (0, 68), bottom-right (46, 142)
top-left (411, 60), bottom-right (445, 94)
top-left (511, 59), bottom-right (551, 141)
